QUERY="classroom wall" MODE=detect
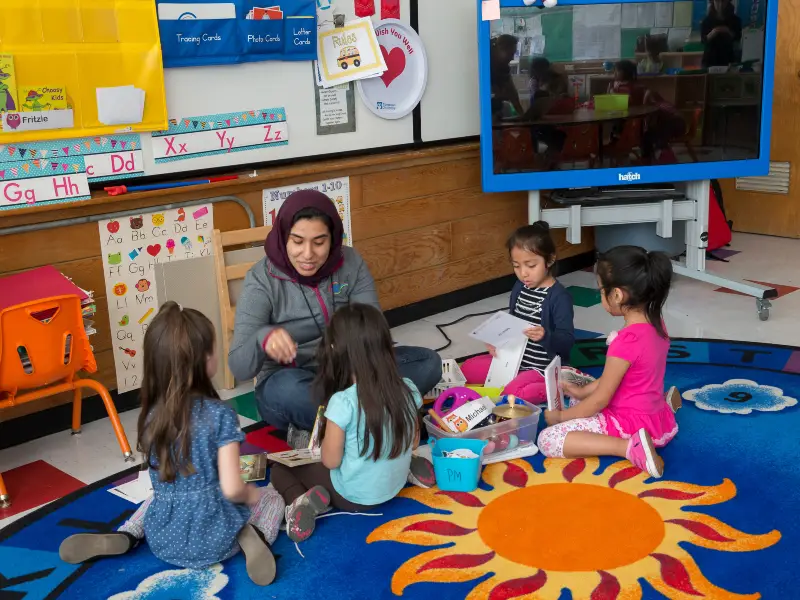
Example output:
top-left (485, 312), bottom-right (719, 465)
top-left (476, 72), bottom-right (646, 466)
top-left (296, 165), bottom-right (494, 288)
top-left (0, 144), bottom-right (594, 422)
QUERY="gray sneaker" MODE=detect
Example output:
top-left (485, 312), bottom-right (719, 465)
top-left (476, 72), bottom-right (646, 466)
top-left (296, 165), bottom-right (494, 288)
top-left (287, 424), bottom-right (311, 449)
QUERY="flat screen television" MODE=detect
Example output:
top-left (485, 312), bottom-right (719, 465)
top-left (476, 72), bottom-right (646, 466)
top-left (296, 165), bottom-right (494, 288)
top-left (478, 0), bottom-right (778, 192)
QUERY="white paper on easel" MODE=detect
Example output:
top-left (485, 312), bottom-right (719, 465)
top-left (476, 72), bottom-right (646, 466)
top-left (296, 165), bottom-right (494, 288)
top-left (485, 337), bottom-right (526, 389)
top-left (544, 355), bottom-right (563, 411)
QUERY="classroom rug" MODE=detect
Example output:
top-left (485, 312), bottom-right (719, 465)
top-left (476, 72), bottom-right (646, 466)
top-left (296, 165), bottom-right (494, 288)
top-left (1, 338), bottom-right (798, 600)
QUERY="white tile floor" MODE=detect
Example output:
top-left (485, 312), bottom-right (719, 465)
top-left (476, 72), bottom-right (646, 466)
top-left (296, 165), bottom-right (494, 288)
top-left (2, 232), bottom-right (799, 530)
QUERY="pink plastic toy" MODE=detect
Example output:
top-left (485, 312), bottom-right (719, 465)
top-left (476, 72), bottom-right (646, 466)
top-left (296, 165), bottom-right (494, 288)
top-left (433, 386), bottom-right (482, 417)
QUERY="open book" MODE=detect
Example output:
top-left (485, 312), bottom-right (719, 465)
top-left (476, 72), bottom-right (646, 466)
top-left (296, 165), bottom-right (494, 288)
top-left (267, 406), bottom-right (324, 468)
top-left (544, 355), bottom-right (564, 412)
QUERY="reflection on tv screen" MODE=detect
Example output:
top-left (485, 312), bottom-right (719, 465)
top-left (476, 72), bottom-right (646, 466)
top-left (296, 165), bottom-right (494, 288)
top-left (489, 2), bottom-right (765, 175)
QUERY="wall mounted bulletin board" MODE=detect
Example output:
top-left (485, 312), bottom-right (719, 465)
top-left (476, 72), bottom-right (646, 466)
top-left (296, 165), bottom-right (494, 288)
top-left (108, 0), bottom-right (414, 180)
top-left (0, 0), bottom-right (168, 144)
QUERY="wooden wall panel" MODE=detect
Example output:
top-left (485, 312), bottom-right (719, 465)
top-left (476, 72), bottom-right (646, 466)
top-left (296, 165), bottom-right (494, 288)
top-left (352, 188), bottom-right (525, 241)
top-left (361, 158), bottom-right (481, 206)
top-left (451, 206), bottom-right (528, 261)
top-left (355, 224), bottom-right (452, 281)
top-left (0, 143), bottom-right (593, 422)
top-left (377, 251), bottom-right (512, 310)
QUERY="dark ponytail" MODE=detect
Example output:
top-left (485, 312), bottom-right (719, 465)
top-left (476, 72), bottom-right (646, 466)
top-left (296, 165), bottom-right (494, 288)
top-left (506, 221), bottom-right (557, 273)
top-left (596, 246), bottom-right (672, 337)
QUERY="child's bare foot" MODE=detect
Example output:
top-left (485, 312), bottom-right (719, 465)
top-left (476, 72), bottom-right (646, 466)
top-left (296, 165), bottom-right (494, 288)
top-left (625, 428), bottom-right (664, 478)
top-left (665, 386), bottom-right (681, 413)
top-left (59, 532), bottom-right (137, 564)
top-left (285, 485), bottom-right (330, 543)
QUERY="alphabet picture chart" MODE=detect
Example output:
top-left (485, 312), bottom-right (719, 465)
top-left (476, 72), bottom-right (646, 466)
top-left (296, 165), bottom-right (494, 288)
top-left (262, 177), bottom-right (352, 246)
top-left (99, 205), bottom-right (214, 392)
top-left (0, 134), bottom-right (144, 182)
top-left (151, 108), bottom-right (289, 163)
top-left (0, 156), bottom-right (89, 210)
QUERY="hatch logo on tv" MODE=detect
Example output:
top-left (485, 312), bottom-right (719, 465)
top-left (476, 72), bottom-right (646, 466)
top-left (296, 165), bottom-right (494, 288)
top-left (618, 172), bottom-right (641, 182)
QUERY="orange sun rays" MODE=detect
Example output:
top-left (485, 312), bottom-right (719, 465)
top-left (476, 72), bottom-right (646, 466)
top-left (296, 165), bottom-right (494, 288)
top-left (367, 458), bottom-right (781, 600)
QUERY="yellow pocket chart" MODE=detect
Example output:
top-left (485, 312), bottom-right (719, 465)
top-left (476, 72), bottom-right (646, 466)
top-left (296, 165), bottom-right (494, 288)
top-left (0, 0), bottom-right (166, 143)
top-left (0, 55), bottom-right (19, 114)
top-left (19, 85), bottom-right (67, 112)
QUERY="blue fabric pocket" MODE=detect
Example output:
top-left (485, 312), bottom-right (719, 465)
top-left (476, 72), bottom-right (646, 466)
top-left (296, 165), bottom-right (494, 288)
top-left (159, 18), bottom-right (242, 67)
top-left (282, 16), bottom-right (316, 60)
top-left (157, 0), bottom-right (317, 67)
top-left (241, 19), bottom-right (284, 57)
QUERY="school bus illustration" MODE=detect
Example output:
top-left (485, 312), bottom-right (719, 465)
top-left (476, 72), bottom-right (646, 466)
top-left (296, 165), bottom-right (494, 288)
top-left (338, 46), bottom-right (361, 70)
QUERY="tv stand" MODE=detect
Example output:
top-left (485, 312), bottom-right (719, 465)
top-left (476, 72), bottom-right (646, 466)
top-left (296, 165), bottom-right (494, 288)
top-left (529, 180), bottom-right (777, 321)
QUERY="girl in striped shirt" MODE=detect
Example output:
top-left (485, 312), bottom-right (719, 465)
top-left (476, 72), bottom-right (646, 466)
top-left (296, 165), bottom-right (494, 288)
top-left (461, 222), bottom-right (575, 403)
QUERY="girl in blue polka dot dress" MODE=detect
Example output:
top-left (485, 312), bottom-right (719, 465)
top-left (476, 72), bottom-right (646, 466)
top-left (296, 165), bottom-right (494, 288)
top-left (58, 303), bottom-right (285, 586)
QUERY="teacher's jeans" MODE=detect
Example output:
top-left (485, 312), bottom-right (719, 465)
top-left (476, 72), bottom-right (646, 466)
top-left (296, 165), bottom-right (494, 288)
top-left (255, 345), bottom-right (442, 431)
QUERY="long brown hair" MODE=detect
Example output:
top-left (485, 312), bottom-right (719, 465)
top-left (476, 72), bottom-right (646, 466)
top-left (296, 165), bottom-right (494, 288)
top-left (314, 304), bottom-right (416, 461)
top-left (137, 302), bottom-right (218, 482)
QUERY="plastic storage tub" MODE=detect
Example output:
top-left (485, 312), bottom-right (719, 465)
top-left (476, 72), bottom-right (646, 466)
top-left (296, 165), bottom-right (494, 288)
top-left (424, 399), bottom-right (542, 459)
top-left (431, 438), bottom-right (488, 492)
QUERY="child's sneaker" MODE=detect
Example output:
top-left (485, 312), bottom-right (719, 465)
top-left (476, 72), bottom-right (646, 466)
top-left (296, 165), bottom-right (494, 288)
top-left (237, 524), bottom-right (276, 586)
top-left (59, 531), bottom-right (138, 564)
top-left (285, 485), bottom-right (330, 543)
top-left (665, 386), bottom-right (681, 413)
top-left (287, 424), bottom-right (311, 449)
top-left (559, 366), bottom-right (595, 387)
top-left (625, 428), bottom-right (664, 478)
top-left (407, 455), bottom-right (436, 488)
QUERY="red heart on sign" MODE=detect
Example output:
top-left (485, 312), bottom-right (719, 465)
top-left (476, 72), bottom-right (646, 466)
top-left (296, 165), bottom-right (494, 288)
top-left (379, 46), bottom-right (406, 88)
top-left (146, 244), bottom-right (161, 256)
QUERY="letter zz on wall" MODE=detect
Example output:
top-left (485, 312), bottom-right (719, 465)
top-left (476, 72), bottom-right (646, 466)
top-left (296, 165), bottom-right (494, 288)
top-left (156, 0), bottom-right (317, 67)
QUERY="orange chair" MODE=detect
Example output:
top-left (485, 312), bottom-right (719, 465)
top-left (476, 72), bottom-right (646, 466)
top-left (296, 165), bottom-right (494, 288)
top-left (558, 124), bottom-right (599, 167)
top-left (605, 117), bottom-right (643, 166)
top-left (673, 108), bottom-right (702, 163)
top-left (0, 295), bottom-right (132, 508)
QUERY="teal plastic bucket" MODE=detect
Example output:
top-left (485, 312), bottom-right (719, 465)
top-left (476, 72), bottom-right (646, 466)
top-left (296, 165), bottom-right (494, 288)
top-left (431, 438), bottom-right (488, 492)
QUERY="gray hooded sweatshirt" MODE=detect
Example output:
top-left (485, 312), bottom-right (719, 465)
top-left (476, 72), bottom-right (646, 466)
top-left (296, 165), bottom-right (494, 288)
top-left (228, 246), bottom-right (380, 386)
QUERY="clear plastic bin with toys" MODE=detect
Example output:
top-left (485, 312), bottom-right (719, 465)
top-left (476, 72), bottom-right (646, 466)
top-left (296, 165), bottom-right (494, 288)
top-left (423, 394), bottom-right (542, 464)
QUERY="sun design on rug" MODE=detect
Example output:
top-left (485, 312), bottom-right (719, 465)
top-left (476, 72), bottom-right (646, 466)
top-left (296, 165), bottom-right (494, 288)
top-left (368, 458), bottom-right (780, 599)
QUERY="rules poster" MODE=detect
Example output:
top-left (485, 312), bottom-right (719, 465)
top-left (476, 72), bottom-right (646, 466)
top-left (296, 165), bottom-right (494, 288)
top-left (99, 205), bottom-right (214, 392)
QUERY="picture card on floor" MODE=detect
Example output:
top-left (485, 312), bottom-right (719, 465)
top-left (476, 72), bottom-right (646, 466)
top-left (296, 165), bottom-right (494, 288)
top-left (0, 134), bottom-right (144, 182)
top-left (0, 157), bottom-right (89, 210)
top-left (98, 204), bottom-right (214, 392)
top-left (151, 108), bottom-right (288, 163)
top-left (263, 176), bottom-right (352, 245)
top-left (317, 17), bottom-right (386, 87)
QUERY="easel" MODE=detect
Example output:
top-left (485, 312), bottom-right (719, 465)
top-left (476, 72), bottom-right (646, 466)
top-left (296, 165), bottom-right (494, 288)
top-left (528, 180), bottom-right (777, 321)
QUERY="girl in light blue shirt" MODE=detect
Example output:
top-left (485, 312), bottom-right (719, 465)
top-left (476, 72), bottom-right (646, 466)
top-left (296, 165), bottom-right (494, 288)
top-left (270, 303), bottom-right (434, 543)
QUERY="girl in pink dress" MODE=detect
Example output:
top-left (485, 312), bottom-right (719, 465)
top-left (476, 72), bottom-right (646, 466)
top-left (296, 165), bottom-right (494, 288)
top-left (538, 246), bottom-right (679, 478)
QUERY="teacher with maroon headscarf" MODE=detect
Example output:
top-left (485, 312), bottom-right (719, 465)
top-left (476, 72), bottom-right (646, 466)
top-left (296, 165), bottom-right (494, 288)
top-left (229, 189), bottom-right (442, 435)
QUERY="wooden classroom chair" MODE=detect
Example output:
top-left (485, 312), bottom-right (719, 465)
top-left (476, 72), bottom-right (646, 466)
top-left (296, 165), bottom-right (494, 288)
top-left (212, 226), bottom-right (272, 390)
top-left (0, 295), bottom-right (132, 508)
